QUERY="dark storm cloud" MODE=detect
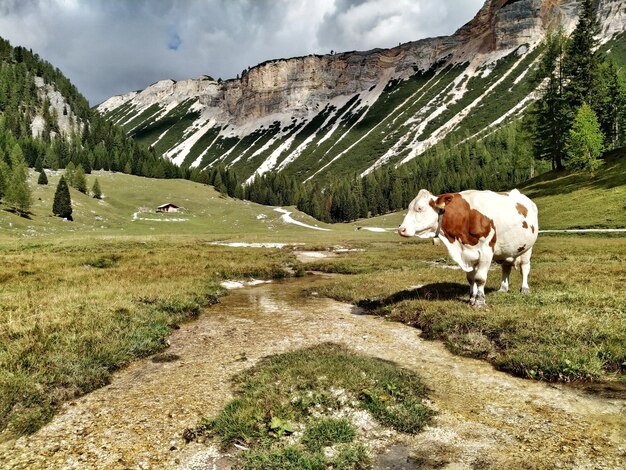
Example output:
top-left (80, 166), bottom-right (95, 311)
top-left (0, 0), bottom-right (484, 105)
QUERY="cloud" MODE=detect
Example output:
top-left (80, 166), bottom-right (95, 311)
top-left (0, 0), bottom-right (484, 105)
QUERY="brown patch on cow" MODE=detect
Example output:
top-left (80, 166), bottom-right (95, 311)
top-left (431, 193), bottom-right (455, 209)
top-left (516, 202), bottom-right (528, 218)
top-left (434, 193), bottom-right (496, 249)
top-left (531, 225), bottom-right (535, 234)
top-left (497, 191), bottom-right (509, 196)
top-left (517, 245), bottom-right (526, 253)
top-left (522, 221), bottom-right (529, 229)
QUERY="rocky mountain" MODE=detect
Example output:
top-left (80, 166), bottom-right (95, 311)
top-left (97, 0), bottom-right (626, 184)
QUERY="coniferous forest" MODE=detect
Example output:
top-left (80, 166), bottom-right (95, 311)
top-left (0, 36), bottom-right (181, 216)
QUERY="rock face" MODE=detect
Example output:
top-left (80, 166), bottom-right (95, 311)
top-left (31, 77), bottom-right (84, 139)
top-left (98, 0), bottom-right (626, 182)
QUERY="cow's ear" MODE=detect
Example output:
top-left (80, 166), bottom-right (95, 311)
top-left (433, 193), bottom-right (454, 209)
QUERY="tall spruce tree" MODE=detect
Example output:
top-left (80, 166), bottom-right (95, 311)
top-left (73, 164), bottom-right (87, 193)
top-left (595, 60), bottom-right (626, 149)
top-left (531, 29), bottom-right (569, 170)
top-left (564, 0), bottom-right (601, 110)
top-left (52, 175), bottom-right (73, 220)
top-left (5, 143), bottom-right (32, 216)
top-left (565, 102), bottom-right (604, 172)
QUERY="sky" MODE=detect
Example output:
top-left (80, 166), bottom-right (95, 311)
top-left (0, 0), bottom-right (484, 105)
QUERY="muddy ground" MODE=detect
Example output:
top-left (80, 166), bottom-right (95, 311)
top-left (1, 275), bottom-right (624, 469)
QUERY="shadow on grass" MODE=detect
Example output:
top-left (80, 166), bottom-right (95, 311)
top-left (524, 148), bottom-right (626, 198)
top-left (356, 282), bottom-right (497, 310)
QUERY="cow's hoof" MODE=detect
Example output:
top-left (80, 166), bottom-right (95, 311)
top-left (498, 286), bottom-right (509, 293)
top-left (469, 297), bottom-right (476, 306)
top-left (520, 287), bottom-right (530, 295)
top-left (472, 300), bottom-right (487, 309)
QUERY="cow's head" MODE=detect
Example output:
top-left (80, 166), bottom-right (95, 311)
top-left (398, 189), bottom-right (440, 238)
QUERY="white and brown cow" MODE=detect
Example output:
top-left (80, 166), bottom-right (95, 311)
top-left (398, 189), bottom-right (538, 307)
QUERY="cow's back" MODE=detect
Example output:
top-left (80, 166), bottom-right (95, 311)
top-left (462, 189), bottom-right (538, 259)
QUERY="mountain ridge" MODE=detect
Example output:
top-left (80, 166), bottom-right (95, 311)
top-left (97, 0), bottom-right (626, 183)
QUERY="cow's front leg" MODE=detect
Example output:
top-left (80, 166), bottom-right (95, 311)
top-left (499, 263), bottom-right (512, 293)
top-left (472, 251), bottom-right (493, 308)
top-left (466, 270), bottom-right (477, 305)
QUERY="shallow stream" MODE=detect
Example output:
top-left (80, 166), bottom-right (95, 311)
top-left (1, 276), bottom-right (624, 469)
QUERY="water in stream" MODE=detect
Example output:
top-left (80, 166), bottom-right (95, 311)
top-left (1, 276), bottom-right (624, 469)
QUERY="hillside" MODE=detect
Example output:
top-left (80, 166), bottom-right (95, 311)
top-left (0, 36), bottom-right (179, 182)
top-left (97, 0), bottom-right (626, 184)
top-left (522, 148), bottom-right (626, 229)
top-left (358, 148), bottom-right (626, 231)
top-left (0, 170), bottom-right (347, 243)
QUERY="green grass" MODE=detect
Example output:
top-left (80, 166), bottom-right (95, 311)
top-left (0, 170), bottom-right (347, 242)
top-left (523, 149), bottom-right (626, 229)
top-left (1, 149), bottom-right (625, 443)
top-left (0, 239), bottom-right (300, 439)
top-left (304, 237), bottom-right (626, 383)
top-left (191, 343), bottom-right (430, 469)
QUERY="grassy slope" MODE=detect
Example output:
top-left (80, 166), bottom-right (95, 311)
top-left (522, 149), bottom-right (626, 229)
top-left (0, 170), bottom-right (354, 244)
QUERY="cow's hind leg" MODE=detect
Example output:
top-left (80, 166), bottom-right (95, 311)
top-left (467, 271), bottom-right (477, 305)
top-left (499, 263), bottom-right (513, 293)
top-left (520, 248), bottom-right (533, 294)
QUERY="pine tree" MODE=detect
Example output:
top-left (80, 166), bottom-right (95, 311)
top-left (74, 164), bottom-right (87, 193)
top-left (37, 169), bottom-right (48, 185)
top-left (65, 161), bottom-right (76, 185)
top-left (531, 29), bottom-right (570, 170)
top-left (92, 178), bottom-right (102, 199)
top-left (52, 176), bottom-right (73, 220)
top-left (565, 103), bottom-right (604, 172)
top-left (5, 143), bottom-right (32, 216)
top-left (594, 60), bottom-right (626, 149)
top-left (564, 0), bottom-right (601, 109)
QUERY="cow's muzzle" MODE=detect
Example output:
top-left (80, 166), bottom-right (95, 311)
top-left (398, 226), bottom-right (409, 237)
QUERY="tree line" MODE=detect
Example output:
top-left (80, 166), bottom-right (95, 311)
top-left (202, 120), bottom-right (538, 223)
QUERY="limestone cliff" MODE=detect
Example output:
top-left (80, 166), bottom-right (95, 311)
top-left (98, 0), bottom-right (626, 182)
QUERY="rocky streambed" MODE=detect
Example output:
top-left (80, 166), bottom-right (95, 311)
top-left (1, 275), bottom-right (624, 469)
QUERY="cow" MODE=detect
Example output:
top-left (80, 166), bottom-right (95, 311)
top-left (398, 189), bottom-right (538, 307)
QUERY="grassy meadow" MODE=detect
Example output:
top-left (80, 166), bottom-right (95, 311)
top-left (304, 236), bottom-right (626, 383)
top-left (1, 157), bottom-right (625, 442)
top-left (188, 343), bottom-right (431, 469)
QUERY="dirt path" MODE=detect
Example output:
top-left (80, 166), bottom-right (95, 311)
top-left (1, 276), bottom-right (624, 469)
